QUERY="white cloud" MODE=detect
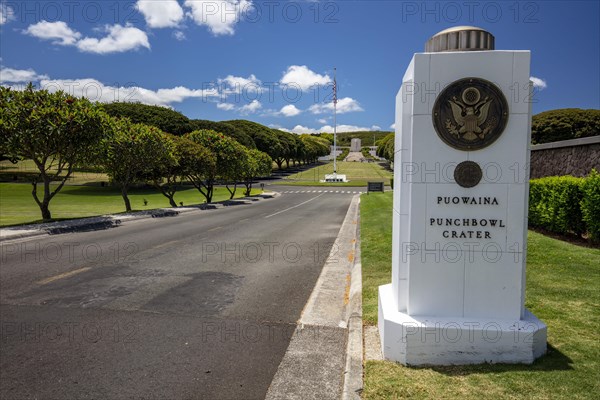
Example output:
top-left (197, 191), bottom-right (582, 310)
top-left (309, 97), bottom-right (363, 114)
top-left (137, 0), bottom-right (184, 28)
top-left (0, 67), bottom-right (49, 84)
top-left (317, 118), bottom-right (328, 124)
top-left (77, 24), bottom-right (150, 54)
top-left (0, 3), bottom-right (15, 25)
top-left (173, 30), bottom-right (186, 41)
top-left (184, 0), bottom-right (252, 36)
top-left (530, 76), bottom-right (547, 90)
top-left (280, 104), bottom-right (301, 117)
top-left (319, 124), bottom-right (380, 133)
top-left (239, 99), bottom-right (262, 114)
top-left (24, 21), bottom-right (150, 54)
top-left (280, 65), bottom-right (331, 91)
top-left (38, 78), bottom-right (219, 107)
top-left (280, 123), bottom-right (381, 135)
top-left (390, 123), bottom-right (396, 129)
top-left (218, 74), bottom-right (261, 93)
top-left (289, 125), bottom-right (319, 134)
top-left (217, 102), bottom-right (236, 111)
top-left (24, 21), bottom-right (82, 45)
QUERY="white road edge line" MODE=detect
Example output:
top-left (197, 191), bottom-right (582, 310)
top-left (263, 193), bottom-right (325, 219)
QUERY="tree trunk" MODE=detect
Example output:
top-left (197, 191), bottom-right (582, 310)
top-left (226, 183), bottom-right (237, 199)
top-left (244, 182), bottom-right (252, 197)
top-left (154, 182), bottom-right (178, 207)
top-left (285, 159), bottom-right (290, 169)
top-left (39, 202), bottom-right (52, 221)
top-left (32, 176), bottom-right (53, 221)
top-left (276, 160), bottom-right (283, 170)
top-left (167, 195), bottom-right (177, 208)
top-left (207, 185), bottom-right (213, 203)
top-left (121, 186), bottom-right (132, 212)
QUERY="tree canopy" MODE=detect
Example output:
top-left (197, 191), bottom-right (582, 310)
top-left (101, 102), bottom-right (192, 136)
top-left (189, 119), bottom-right (255, 148)
top-left (1, 84), bottom-right (110, 220)
top-left (185, 129), bottom-right (248, 202)
top-left (532, 108), bottom-right (600, 144)
top-left (101, 119), bottom-right (176, 212)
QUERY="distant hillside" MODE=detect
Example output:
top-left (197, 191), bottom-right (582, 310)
top-left (335, 131), bottom-right (392, 146)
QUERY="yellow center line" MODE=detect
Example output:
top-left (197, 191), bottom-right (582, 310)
top-left (37, 267), bottom-right (91, 285)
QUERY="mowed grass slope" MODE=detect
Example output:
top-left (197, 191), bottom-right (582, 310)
top-left (0, 183), bottom-right (258, 227)
top-left (360, 192), bottom-right (600, 400)
top-left (280, 161), bottom-right (392, 187)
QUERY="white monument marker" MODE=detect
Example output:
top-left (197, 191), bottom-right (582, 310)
top-left (378, 26), bottom-right (547, 365)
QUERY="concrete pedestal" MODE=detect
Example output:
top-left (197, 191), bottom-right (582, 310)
top-left (378, 284), bottom-right (547, 365)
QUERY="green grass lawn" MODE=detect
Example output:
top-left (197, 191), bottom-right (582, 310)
top-left (0, 159), bottom-right (110, 185)
top-left (279, 161), bottom-right (393, 187)
top-left (0, 183), bottom-right (260, 227)
top-left (360, 192), bottom-right (600, 399)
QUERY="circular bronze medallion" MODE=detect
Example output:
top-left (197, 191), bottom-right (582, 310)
top-left (454, 161), bottom-right (482, 188)
top-left (432, 77), bottom-right (509, 151)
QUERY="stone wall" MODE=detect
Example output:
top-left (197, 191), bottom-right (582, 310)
top-left (530, 136), bottom-right (600, 179)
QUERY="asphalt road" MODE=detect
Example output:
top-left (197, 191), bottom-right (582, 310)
top-left (0, 186), bottom-right (358, 400)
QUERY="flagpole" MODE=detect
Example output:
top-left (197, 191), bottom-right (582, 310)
top-left (333, 67), bottom-right (337, 175)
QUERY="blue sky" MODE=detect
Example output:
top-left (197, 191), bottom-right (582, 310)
top-left (1, 0), bottom-right (598, 133)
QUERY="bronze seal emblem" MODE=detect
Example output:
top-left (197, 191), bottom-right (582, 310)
top-left (432, 77), bottom-right (508, 151)
top-left (454, 161), bottom-right (483, 188)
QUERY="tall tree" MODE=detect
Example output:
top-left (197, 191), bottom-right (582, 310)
top-left (186, 130), bottom-right (247, 203)
top-left (242, 149), bottom-right (272, 197)
top-left (0, 84), bottom-right (109, 221)
top-left (146, 134), bottom-right (214, 208)
top-left (101, 119), bottom-right (175, 212)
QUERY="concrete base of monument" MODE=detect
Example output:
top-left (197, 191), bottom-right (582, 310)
top-left (378, 284), bottom-right (547, 366)
top-left (321, 173), bottom-right (348, 183)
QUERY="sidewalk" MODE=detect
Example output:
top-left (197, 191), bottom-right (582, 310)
top-left (265, 194), bottom-right (364, 400)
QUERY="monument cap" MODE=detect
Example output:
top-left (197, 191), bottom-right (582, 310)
top-left (425, 26), bottom-right (494, 52)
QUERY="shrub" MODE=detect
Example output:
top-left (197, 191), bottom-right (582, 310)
top-left (337, 148), bottom-right (350, 161)
top-left (580, 169), bottom-right (600, 242)
top-left (528, 176), bottom-right (585, 235)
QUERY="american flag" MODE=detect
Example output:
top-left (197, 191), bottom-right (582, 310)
top-left (332, 76), bottom-right (338, 105)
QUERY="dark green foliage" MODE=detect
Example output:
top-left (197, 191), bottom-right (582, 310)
top-left (100, 103), bottom-right (258, 148)
top-left (189, 120), bottom-right (255, 148)
top-left (376, 133), bottom-right (395, 162)
top-left (224, 120), bottom-right (279, 152)
top-left (361, 147), bottom-right (375, 160)
top-left (101, 102), bottom-right (192, 136)
top-left (528, 176), bottom-right (586, 236)
top-left (300, 135), bottom-right (330, 164)
top-left (580, 169), bottom-right (600, 242)
top-left (531, 108), bottom-right (600, 144)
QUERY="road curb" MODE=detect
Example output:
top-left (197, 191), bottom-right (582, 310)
top-left (342, 197), bottom-right (363, 400)
top-left (0, 192), bottom-right (279, 242)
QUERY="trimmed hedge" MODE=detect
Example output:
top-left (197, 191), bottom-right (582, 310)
top-left (580, 170), bottom-right (600, 242)
top-left (337, 148), bottom-right (350, 161)
top-left (529, 170), bottom-right (600, 242)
